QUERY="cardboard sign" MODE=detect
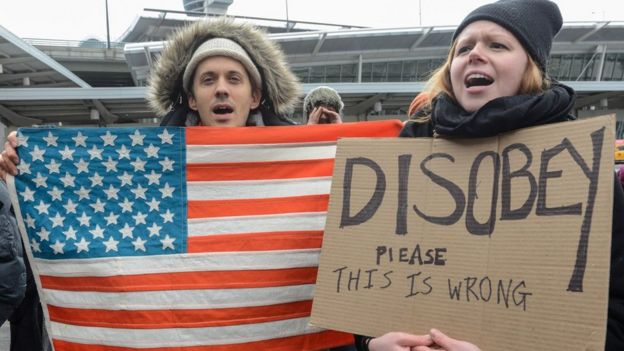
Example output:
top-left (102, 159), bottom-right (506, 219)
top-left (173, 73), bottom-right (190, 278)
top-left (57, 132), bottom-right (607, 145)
top-left (311, 115), bottom-right (615, 351)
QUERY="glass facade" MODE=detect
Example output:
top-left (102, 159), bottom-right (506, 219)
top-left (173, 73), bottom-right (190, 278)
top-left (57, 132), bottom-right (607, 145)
top-left (292, 54), bottom-right (624, 84)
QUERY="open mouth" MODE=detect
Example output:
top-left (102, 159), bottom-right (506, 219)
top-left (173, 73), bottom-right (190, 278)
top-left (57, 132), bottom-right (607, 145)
top-left (213, 105), bottom-right (234, 115)
top-left (465, 73), bottom-right (494, 88)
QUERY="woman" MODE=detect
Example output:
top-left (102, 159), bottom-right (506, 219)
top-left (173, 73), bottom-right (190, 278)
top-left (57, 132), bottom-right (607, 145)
top-left (356, 0), bottom-right (624, 350)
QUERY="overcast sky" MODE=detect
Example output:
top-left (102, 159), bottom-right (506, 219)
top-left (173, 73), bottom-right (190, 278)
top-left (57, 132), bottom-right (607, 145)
top-left (1, 0), bottom-right (623, 42)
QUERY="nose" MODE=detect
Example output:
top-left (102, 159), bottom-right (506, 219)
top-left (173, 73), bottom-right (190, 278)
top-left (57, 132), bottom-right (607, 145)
top-left (468, 43), bottom-right (487, 64)
top-left (215, 77), bottom-right (229, 98)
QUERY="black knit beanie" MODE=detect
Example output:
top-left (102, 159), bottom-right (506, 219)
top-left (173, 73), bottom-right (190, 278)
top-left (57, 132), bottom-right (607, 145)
top-left (452, 0), bottom-right (562, 72)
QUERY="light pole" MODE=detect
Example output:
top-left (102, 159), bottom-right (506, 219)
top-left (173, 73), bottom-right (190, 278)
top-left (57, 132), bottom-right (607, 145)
top-left (105, 0), bottom-right (111, 49)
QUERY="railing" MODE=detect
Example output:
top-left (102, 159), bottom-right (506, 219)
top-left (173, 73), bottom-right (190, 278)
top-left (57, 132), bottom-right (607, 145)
top-left (23, 38), bottom-right (126, 49)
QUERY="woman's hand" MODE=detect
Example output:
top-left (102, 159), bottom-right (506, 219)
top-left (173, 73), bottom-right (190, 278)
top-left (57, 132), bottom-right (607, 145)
top-left (307, 106), bottom-right (342, 125)
top-left (412, 329), bottom-right (481, 351)
top-left (0, 131), bottom-right (20, 178)
top-left (368, 331), bottom-right (433, 351)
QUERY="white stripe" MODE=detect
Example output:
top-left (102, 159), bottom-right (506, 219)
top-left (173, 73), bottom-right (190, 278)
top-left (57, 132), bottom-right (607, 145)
top-left (187, 177), bottom-right (331, 200)
top-left (44, 284), bottom-right (315, 310)
top-left (50, 317), bottom-right (325, 347)
top-left (188, 212), bottom-right (327, 236)
top-left (34, 250), bottom-right (319, 277)
top-left (187, 143), bottom-right (336, 163)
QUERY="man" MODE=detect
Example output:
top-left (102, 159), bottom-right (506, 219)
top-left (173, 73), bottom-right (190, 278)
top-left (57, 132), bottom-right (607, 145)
top-left (149, 18), bottom-right (300, 128)
top-left (303, 86), bottom-right (344, 125)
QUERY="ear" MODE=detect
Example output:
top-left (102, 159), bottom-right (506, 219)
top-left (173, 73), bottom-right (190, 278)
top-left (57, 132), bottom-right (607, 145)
top-left (188, 94), bottom-right (198, 111)
top-left (250, 89), bottom-right (261, 110)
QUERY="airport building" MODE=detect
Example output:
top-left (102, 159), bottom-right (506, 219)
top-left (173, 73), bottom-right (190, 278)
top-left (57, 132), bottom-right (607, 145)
top-left (0, 0), bottom-right (623, 139)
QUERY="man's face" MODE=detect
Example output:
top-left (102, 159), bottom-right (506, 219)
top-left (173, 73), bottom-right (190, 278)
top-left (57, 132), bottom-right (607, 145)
top-left (188, 56), bottom-right (261, 127)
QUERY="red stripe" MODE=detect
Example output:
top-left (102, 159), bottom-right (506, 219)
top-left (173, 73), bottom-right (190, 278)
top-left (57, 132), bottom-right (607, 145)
top-left (187, 159), bottom-right (335, 181)
top-left (48, 300), bottom-right (313, 328)
top-left (188, 231), bottom-right (323, 253)
top-left (40, 267), bottom-right (318, 292)
top-left (185, 120), bottom-right (403, 145)
top-left (188, 195), bottom-right (328, 218)
top-left (53, 330), bottom-right (354, 351)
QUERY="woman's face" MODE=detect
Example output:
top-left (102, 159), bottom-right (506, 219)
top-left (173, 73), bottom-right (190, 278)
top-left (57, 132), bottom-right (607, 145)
top-left (450, 20), bottom-right (529, 112)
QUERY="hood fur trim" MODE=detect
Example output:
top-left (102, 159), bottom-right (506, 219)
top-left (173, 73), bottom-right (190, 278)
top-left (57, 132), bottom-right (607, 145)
top-left (147, 18), bottom-right (300, 117)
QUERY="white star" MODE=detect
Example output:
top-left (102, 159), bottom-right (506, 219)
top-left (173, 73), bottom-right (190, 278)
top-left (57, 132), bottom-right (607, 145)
top-left (24, 214), bottom-right (36, 229)
top-left (147, 222), bottom-right (162, 237)
top-left (44, 159), bottom-right (61, 174)
top-left (30, 146), bottom-right (45, 162)
top-left (160, 183), bottom-right (175, 198)
top-left (90, 225), bottom-right (105, 239)
top-left (59, 145), bottom-right (75, 160)
top-left (104, 185), bottom-right (119, 200)
top-left (161, 209), bottom-right (174, 223)
top-left (145, 170), bottom-right (161, 185)
top-left (117, 144), bottom-right (131, 160)
top-left (50, 240), bottom-right (65, 255)
top-left (17, 133), bottom-right (28, 147)
top-left (117, 171), bottom-right (133, 186)
top-left (16, 161), bottom-right (31, 175)
top-left (63, 199), bottom-right (78, 214)
top-left (160, 235), bottom-right (175, 250)
top-left (120, 223), bottom-right (134, 239)
top-left (75, 237), bottom-right (91, 253)
top-left (43, 131), bottom-right (58, 147)
top-left (132, 237), bottom-right (147, 251)
top-left (74, 158), bottom-right (89, 174)
top-left (100, 131), bottom-right (117, 146)
top-left (90, 199), bottom-right (105, 213)
top-left (33, 172), bottom-right (48, 188)
top-left (130, 158), bottom-right (146, 172)
top-left (73, 132), bottom-right (88, 147)
top-left (87, 145), bottom-right (103, 160)
top-left (105, 212), bottom-right (119, 226)
top-left (103, 236), bottom-right (119, 252)
top-left (60, 172), bottom-right (76, 188)
top-left (20, 187), bottom-right (35, 202)
top-left (159, 157), bottom-right (175, 172)
top-left (89, 172), bottom-right (104, 187)
top-left (47, 186), bottom-right (64, 201)
top-left (64, 226), bottom-right (78, 241)
top-left (131, 184), bottom-right (147, 200)
top-left (50, 213), bottom-right (65, 228)
top-left (103, 157), bottom-right (118, 173)
top-left (77, 212), bottom-right (91, 226)
top-left (147, 197), bottom-right (160, 212)
top-left (63, 199), bottom-right (78, 213)
top-left (144, 144), bottom-right (160, 158)
top-left (133, 212), bottom-right (147, 225)
top-left (119, 198), bottom-right (134, 213)
top-left (34, 200), bottom-right (50, 215)
top-left (37, 227), bottom-right (50, 241)
top-left (158, 129), bottom-right (174, 144)
top-left (30, 239), bottom-right (41, 253)
top-left (74, 186), bottom-right (91, 201)
top-left (130, 130), bottom-right (145, 146)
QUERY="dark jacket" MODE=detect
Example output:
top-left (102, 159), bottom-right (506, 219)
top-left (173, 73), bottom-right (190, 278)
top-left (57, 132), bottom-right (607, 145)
top-left (0, 180), bottom-right (26, 325)
top-left (400, 119), bottom-right (624, 351)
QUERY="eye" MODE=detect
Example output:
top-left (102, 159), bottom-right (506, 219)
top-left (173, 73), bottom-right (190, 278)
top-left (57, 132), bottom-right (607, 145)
top-left (456, 45), bottom-right (472, 56)
top-left (490, 42), bottom-right (508, 50)
top-left (200, 76), bottom-right (214, 84)
top-left (228, 74), bottom-right (242, 84)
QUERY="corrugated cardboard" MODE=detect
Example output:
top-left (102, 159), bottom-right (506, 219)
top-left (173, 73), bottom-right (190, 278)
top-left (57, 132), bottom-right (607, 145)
top-left (311, 115), bottom-right (615, 351)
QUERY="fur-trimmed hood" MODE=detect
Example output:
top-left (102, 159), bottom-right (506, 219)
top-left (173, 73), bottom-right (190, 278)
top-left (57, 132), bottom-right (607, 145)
top-left (147, 18), bottom-right (300, 122)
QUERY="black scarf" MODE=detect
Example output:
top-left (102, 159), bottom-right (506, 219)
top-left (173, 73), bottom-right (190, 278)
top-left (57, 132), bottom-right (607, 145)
top-left (431, 83), bottom-right (576, 138)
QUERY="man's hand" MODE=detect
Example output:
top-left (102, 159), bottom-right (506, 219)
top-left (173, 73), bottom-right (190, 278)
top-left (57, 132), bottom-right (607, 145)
top-left (0, 131), bottom-right (20, 178)
top-left (307, 106), bottom-right (342, 125)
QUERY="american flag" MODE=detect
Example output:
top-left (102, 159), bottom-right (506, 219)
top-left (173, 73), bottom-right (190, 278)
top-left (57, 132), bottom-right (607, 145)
top-left (7, 120), bottom-right (403, 351)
